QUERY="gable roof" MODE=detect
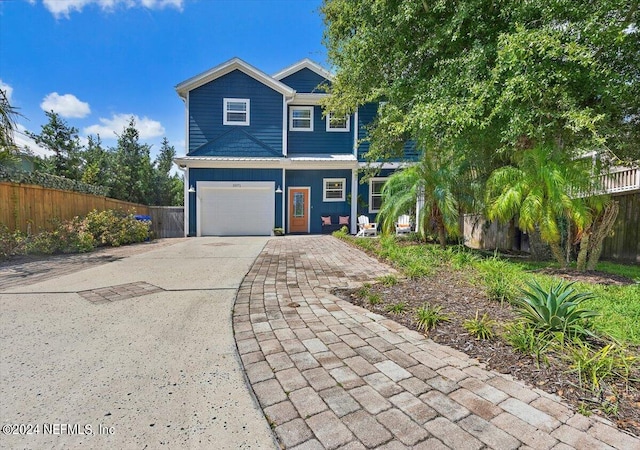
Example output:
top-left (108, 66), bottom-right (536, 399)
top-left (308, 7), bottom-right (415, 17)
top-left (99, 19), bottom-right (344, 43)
top-left (175, 57), bottom-right (295, 98)
top-left (272, 58), bottom-right (334, 82)
top-left (188, 128), bottom-right (283, 158)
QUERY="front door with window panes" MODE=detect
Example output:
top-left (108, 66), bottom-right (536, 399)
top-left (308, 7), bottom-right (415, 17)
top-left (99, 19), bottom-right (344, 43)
top-left (289, 188), bottom-right (309, 233)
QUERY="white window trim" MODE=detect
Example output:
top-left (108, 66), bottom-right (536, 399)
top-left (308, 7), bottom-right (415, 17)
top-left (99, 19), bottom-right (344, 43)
top-left (323, 178), bottom-right (346, 202)
top-left (326, 112), bottom-right (350, 132)
top-left (290, 106), bottom-right (314, 131)
top-left (223, 98), bottom-right (250, 126)
top-left (368, 177), bottom-right (387, 213)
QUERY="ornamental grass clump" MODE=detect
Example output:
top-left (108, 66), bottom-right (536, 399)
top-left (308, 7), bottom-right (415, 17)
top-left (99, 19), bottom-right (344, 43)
top-left (463, 311), bottom-right (497, 340)
top-left (415, 303), bottom-right (449, 332)
top-left (386, 301), bottom-right (407, 314)
top-left (566, 341), bottom-right (638, 392)
top-left (514, 280), bottom-right (599, 340)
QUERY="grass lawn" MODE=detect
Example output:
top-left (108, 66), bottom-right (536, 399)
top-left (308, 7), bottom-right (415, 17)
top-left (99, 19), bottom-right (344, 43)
top-left (341, 233), bottom-right (640, 345)
top-left (334, 232), bottom-right (640, 434)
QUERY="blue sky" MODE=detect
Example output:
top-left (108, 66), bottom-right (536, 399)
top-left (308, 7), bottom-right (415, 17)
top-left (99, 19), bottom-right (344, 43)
top-left (0, 0), bottom-right (326, 158)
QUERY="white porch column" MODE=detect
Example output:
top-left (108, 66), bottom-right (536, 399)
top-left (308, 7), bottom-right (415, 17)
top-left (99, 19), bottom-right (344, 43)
top-left (351, 169), bottom-right (358, 235)
top-left (282, 168), bottom-right (286, 232)
top-left (184, 168), bottom-right (189, 237)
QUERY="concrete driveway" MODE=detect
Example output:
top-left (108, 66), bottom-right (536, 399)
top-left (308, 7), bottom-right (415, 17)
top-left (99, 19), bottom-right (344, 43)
top-left (0, 238), bottom-right (278, 449)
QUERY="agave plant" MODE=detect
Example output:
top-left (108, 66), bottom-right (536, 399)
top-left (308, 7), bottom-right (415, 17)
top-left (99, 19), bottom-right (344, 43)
top-left (514, 280), bottom-right (599, 339)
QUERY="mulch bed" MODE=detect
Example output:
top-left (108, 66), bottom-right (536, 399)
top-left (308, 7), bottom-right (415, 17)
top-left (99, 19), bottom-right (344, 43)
top-left (533, 268), bottom-right (637, 286)
top-left (333, 266), bottom-right (640, 437)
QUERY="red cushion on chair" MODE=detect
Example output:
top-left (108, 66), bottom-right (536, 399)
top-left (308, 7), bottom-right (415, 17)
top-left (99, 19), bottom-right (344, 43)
top-left (339, 216), bottom-right (349, 225)
top-left (321, 216), bottom-right (332, 225)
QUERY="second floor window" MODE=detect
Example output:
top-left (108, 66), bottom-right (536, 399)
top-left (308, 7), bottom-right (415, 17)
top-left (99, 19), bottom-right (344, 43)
top-left (290, 106), bottom-right (314, 131)
top-left (224, 98), bottom-right (250, 126)
top-left (326, 113), bottom-right (349, 132)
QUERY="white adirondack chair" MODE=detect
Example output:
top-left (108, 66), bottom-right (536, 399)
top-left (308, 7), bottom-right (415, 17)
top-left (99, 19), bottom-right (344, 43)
top-left (395, 215), bottom-right (412, 235)
top-left (356, 215), bottom-right (378, 237)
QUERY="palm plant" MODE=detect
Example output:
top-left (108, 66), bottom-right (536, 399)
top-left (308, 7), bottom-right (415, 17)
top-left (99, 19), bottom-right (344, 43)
top-left (514, 279), bottom-right (599, 339)
top-left (485, 145), bottom-right (591, 267)
top-left (0, 88), bottom-right (21, 166)
top-left (377, 151), bottom-right (476, 248)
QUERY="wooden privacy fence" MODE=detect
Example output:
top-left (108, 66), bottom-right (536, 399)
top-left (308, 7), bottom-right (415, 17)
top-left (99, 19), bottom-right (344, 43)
top-left (0, 182), bottom-right (149, 233)
top-left (148, 206), bottom-right (184, 238)
top-left (601, 192), bottom-right (639, 263)
top-left (463, 191), bottom-right (639, 263)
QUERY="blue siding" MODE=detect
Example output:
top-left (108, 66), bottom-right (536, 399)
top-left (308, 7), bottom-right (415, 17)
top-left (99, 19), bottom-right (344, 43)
top-left (357, 103), bottom-right (377, 161)
top-left (287, 106), bottom-right (354, 155)
top-left (280, 68), bottom-right (330, 93)
top-left (189, 70), bottom-right (283, 155)
top-left (188, 168), bottom-right (283, 235)
top-left (357, 103), bottom-right (420, 162)
top-left (286, 170), bottom-right (352, 234)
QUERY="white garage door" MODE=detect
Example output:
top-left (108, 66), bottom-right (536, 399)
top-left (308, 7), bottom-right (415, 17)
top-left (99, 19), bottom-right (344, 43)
top-left (198, 181), bottom-right (275, 236)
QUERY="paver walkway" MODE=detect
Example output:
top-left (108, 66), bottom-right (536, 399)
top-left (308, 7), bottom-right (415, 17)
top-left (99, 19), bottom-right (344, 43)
top-left (234, 236), bottom-right (640, 450)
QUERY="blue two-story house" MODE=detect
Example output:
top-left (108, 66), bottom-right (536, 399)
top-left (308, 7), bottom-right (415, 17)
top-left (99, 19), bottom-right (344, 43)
top-left (174, 57), bottom-right (403, 236)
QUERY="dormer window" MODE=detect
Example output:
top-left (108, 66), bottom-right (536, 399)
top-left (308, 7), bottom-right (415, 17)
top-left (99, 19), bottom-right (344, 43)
top-left (290, 106), bottom-right (314, 131)
top-left (326, 113), bottom-right (349, 132)
top-left (223, 98), bottom-right (250, 126)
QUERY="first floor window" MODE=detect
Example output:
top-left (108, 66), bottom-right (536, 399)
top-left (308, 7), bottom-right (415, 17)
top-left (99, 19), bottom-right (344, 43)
top-left (326, 112), bottom-right (349, 132)
top-left (290, 106), bottom-right (314, 131)
top-left (223, 98), bottom-right (250, 125)
top-left (323, 178), bottom-right (346, 201)
top-left (369, 177), bottom-right (387, 213)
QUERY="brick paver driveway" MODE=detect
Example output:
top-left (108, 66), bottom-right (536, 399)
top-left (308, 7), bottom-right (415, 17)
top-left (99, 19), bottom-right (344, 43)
top-left (234, 236), bottom-right (639, 450)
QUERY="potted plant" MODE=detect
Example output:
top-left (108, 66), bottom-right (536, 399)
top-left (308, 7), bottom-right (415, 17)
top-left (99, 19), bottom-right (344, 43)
top-left (273, 227), bottom-right (284, 236)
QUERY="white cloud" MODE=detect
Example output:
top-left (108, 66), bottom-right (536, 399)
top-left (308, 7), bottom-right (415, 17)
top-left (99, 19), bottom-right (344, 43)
top-left (40, 92), bottom-right (91, 118)
top-left (84, 113), bottom-right (165, 140)
top-left (0, 80), bottom-right (13, 102)
top-left (41, 0), bottom-right (183, 18)
top-left (15, 124), bottom-right (54, 158)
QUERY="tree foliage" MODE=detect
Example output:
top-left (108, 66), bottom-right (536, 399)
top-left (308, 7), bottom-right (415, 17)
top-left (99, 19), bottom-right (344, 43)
top-left (152, 138), bottom-right (184, 206)
top-left (322, 0), bottom-right (638, 267)
top-left (0, 89), bottom-right (22, 166)
top-left (15, 111), bottom-right (183, 206)
top-left (109, 118), bottom-right (153, 204)
top-left (27, 111), bottom-right (83, 180)
top-left (322, 0), bottom-right (639, 164)
top-left (378, 151), bottom-right (477, 247)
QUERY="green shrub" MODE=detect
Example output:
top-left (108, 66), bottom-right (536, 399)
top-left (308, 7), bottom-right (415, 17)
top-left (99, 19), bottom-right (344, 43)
top-left (0, 209), bottom-right (149, 259)
top-left (463, 311), bottom-right (496, 340)
top-left (386, 302), bottom-right (407, 314)
top-left (368, 293), bottom-right (382, 305)
top-left (448, 247), bottom-right (481, 269)
top-left (503, 321), bottom-right (552, 367)
top-left (415, 303), bottom-right (449, 332)
top-left (0, 225), bottom-right (26, 258)
top-left (565, 341), bottom-right (637, 391)
top-left (474, 257), bottom-right (521, 303)
top-left (0, 167), bottom-right (109, 196)
top-left (514, 280), bottom-right (599, 339)
top-left (356, 283), bottom-right (371, 298)
top-left (83, 210), bottom-right (149, 247)
top-left (377, 274), bottom-right (398, 286)
top-left (332, 226), bottom-right (349, 237)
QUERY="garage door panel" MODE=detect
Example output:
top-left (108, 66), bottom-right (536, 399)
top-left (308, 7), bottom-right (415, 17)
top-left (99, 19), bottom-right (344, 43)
top-left (199, 184), bottom-right (274, 236)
